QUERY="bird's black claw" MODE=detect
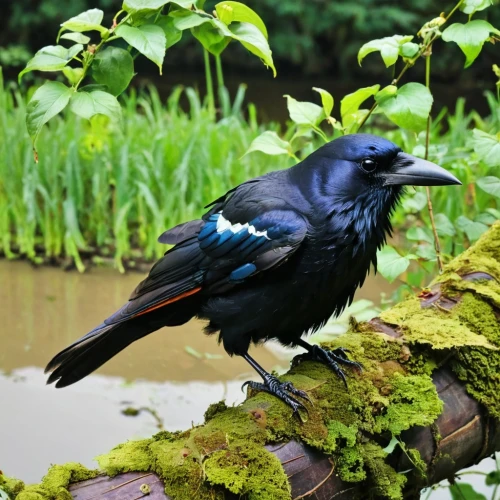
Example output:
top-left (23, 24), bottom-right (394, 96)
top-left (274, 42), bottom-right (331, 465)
top-left (242, 375), bottom-right (310, 416)
top-left (291, 345), bottom-right (363, 386)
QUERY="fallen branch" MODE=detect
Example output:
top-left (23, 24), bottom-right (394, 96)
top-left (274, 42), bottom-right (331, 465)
top-left (2, 223), bottom-right (500, 500)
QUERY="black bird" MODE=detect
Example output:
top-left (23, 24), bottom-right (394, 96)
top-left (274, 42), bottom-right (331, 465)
top-left (45, 134), bottom-right (460, 413)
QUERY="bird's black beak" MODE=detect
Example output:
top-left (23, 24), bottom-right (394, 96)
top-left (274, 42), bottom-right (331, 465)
top-left (382, 152), bottom-right (461, 187)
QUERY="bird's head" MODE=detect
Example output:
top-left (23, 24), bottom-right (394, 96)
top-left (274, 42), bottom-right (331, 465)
top-left (297, 133), bottom-right (461, 213)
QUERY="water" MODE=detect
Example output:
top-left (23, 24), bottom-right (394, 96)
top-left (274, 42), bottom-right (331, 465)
top-left (0, 260), bottom-right (281, 483)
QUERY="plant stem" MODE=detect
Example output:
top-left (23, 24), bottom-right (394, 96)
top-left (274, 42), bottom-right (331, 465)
top-left (204, 49), bottom-right (215, 119)
top-left (358, 0), bottom-right (464, 131)
top-left (215, 55), bottom-right (225, 89)
top-left (423, 53), bottom-right (444, 273)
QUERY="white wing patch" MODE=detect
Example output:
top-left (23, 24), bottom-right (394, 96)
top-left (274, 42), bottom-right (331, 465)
top-left (216, 213), bottom-right (271, 240)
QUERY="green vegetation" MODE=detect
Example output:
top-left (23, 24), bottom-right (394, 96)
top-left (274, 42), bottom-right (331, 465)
top-left (0, 75), bottom-right (292, 272)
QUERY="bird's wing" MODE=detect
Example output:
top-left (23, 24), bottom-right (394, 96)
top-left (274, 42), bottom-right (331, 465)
top-left (199, 208), bottom-right (308, 292)
top-left (105, 175), bottom-right (307, 321)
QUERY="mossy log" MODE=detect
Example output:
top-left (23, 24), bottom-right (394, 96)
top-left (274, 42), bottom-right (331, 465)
top-left (2, 223), bottom-right (500, 500)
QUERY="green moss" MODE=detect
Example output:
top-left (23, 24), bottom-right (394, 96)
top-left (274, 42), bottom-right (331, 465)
top-left (0, 474), bottom-right (25, 498)
top-left (372, 373), bottom-right (443, 435)
top-left (380, 296), bottom-right (495, 350)
top-left (407, 448), bottom-right (427, 479)
top-left (204, 401), bottom-right (229, 423)
top-left (337, 445), bottom-right (367, 482)
top-left (323, 421), bottom-right (358, 453)
top-left (204, 443), bottom-right (290, 500)
top-left (11, 464), bottom-right (98, 500)
top-left (362, 442), bottom-right (406, 500)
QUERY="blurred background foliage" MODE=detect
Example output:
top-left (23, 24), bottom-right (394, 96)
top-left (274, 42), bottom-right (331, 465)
top-left (2, 0), bottom-right (499, 83)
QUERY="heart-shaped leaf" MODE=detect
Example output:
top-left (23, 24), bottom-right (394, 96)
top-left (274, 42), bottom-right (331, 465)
top-left (115, 24), bottom-right (166, 73)
top-left (460, 0), bottom-right (493, 15)
top-left (376, 82), bottom-right (433, 132)
top-left (60, 9), bottom-right (107, 35)
top-left (313, 87), bottom-right (334, 117)
top-left (358, 35), bottom-right (413, 67)
top-left (472, 129), bottom-right (500, 167)
top-left (215, 1), bottom-right (268, 38)
top-left (442, 20), bottom-right (500, 68)
top-left (244, 131), bottom-right (291, 156)
top-left (19, 44), bottom-right (83, 81)
top-left (284, 94), bottom-right (324, 127)
top-left (376, 246), bottom-right (412, 282)
top-left (92, 46), bottom-right (134, 96)
top-left (70, 89), bottom-right (122, 123)
top-left (477, 176), bottom-right (500, 199)
top-left (26, 81), bottom-right (73, 148)
top-left (341, 85), bottom-right (380, 119)
top-left (60, 32), bottom-right (91, 44)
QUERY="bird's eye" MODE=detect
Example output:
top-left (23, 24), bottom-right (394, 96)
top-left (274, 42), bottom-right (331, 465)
top-left (361, 158), bottom-right (377, 172)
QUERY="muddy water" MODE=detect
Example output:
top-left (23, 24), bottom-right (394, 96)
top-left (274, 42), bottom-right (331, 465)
top-left (0, 260), bottom-right (392, 484)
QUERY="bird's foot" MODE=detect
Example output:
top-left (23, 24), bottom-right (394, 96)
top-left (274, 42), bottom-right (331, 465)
top-left (242, 374), bottom-right (310, 416)
top-left (291, 345), bottom-right (362, 387)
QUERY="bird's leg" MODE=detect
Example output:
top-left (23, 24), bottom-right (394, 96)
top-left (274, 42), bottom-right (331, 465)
top-left (291, 339), bottom-right (363, 387)
top-left (241, 353), bottom-right (310, 415)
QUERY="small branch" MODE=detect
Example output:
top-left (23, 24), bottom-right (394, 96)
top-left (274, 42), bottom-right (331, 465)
top-left (423, 52), bottom-right (444, 273)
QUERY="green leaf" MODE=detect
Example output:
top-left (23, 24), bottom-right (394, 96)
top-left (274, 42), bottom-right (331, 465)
top-left (376, 82), bottom-right (433, 132)
top-left (156, 15), bottom-right (183, 50)
top-left (460, 0), bottom-right (493, 15)
top-left (244, 131), bottom-right (290, 156)
top-left (477, 176), bottom-right (500, 199)
top-left (215, 1), bottom-right (268, 38)
top-left (416, 244), bottom-right (436, 262)
top-left (92, 46), bottom-right (134, 96)
top-left (60, 32), bottom-right (91, 44)
top-left (442, 20), bottom-right (500, 68)
top-left (374, 85), bottom-right (397, 105)
top-left (115, 24), bottom-right (166, 73)
top-left (435, 213), bottom-right (456, 237)
top-left (19, 44), bottom-right (83, 81)
top-left (475, 212), bottom-right (497, 225)
top-left (63, 66), bottom-right (84, 86)
top-left (449, 483), bottom-right (487, 500)
top-left (358, 35), bottom-right (413, 67)
top-left (60, 9), bottom-right (107, 35)
top-left (406, 226), bottom-right (434, 244)
top-left (399, 42), bottom-right (419, 58)
top-left (472, 129), bottom-right (500, 167)
top-left (311, 87), bottom-right (333, 117)
top-left (376, 246), bottom-right (411, 283)
top-left (69, 90), bottom-right (122, 122)
top-left (340, 85), bottom-right (380, 119)
top-left (171, 11), bottom-right (211, 30)
top-left (122, 0), bottom-right (170, 15)
top-left (485, 470), bottom-right (500, 485)
top-left (227, 22), bottom-right (276, 77)
top-left (26, 81), bottom-right (73, 147)
top-left (192, 22), bottom-right (230, 56)
top-left (486, 208), bottom-right (500, 220)
top-left (455, 215), bottom-right (488, 241)
top-left (284, 94), bottom-right (325, 127)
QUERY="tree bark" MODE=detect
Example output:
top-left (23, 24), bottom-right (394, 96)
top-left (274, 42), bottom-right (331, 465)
top-left (4, 223), bottom-right (500, 500)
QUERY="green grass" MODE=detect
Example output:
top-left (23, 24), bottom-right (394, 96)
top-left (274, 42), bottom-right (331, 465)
top-left (0, 76), bottom-right (294, 271)
top-left (1, 70), bottom-right (499, 272)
